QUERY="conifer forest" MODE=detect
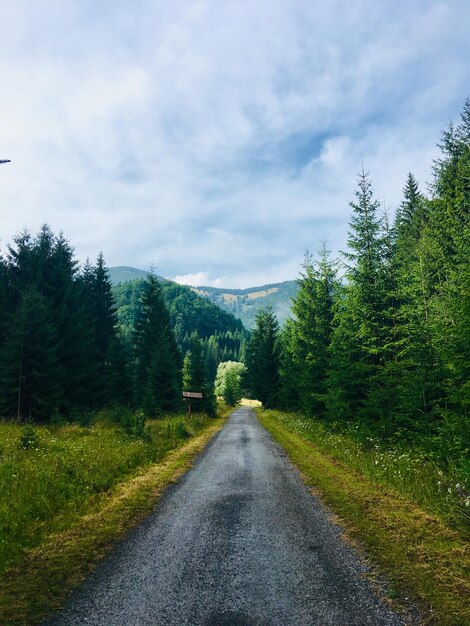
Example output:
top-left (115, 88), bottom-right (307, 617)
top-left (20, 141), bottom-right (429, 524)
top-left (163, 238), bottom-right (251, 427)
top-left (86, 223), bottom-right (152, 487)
top-left (2, 1), bottom-right (470, 623)
top-left (245, 101), bottom-right (469, 480)
top-left (0, 87), bottom-right (469, 626)
top-left (1, 100), bottom-right (468, 475)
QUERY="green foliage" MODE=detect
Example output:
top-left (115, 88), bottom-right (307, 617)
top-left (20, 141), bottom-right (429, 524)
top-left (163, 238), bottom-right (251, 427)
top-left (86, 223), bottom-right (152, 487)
top-left (0, 229), bottom-right (127, 420)
top-left (18, 426), bottom-right (40, 450)
top-left (282, 246), bottom-right (338, 417)
top-left (0, 414), bottom-right (213, 576)
top-left (222, 369), bottom-right (242, 406)
top-left (113, 278), bottom-right (249, 386)
top-left (215, 361), bottom-right (246, 406)
top-left (245, 307), bottom-right (281, 408)
top-left (116, 407), bottom-right (151, 441)
top-left (182, 333), bottom-right (217, 416)
top-left (134, 274), bottom-right (181, 417)
top-left (273, 99), bottom-right (470, 479)
top-left (113, 278), bottom-right (245, 343)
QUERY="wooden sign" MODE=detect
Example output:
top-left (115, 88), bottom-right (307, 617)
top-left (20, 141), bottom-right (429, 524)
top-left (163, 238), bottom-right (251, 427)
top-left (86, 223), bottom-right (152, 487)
top-left (182, 391), bottom-right (203, 417)
top-left (182, 392), bottom-right (203, 399)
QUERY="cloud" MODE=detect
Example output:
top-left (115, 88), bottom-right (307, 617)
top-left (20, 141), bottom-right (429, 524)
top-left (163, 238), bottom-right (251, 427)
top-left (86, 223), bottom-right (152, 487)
top-left (0, 1), bottom-right (469, 286)
top-left (173, 272), bottom-right (226, 288)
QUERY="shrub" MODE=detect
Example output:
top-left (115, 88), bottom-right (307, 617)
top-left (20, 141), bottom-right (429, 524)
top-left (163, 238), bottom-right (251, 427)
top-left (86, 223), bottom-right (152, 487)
top-left (18, 426), bottom-right (40, 450)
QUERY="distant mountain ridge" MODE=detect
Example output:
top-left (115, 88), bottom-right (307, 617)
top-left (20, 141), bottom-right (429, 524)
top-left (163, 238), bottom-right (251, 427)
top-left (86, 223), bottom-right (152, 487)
top-left (108, 266), bottom-right (298, 328)
top-left (108, 266), bottom-right (152, 284)
top-left (192, 282), bottom-right (297, 328)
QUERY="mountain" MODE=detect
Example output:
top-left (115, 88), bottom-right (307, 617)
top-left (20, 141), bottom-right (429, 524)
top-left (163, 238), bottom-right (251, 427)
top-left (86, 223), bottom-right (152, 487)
top-left (113, 279), bottom-right (245, 339)
top-left (109, 266), bottom-right (151, 284)
top-left (112, 278), bottom-right (248, 371)
top-left (109, 266), bottom-right (298, 329)
top-left (192, 282), bottom-right (298, 328)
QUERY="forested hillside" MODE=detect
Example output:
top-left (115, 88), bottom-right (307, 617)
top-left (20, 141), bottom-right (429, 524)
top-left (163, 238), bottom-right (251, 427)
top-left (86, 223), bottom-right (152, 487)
top-left (0, 231), bottom-right (247, 422)
top-left (109, 266), bottom-right (298, 329)
top-left (113, 279), bottom-right (248, 379)
top-left (245, 100), bottom-right (470, 497)
top-left (109, 266), bottom-right (150, 284)
top-left (192, 281), bottom-right (298, 328)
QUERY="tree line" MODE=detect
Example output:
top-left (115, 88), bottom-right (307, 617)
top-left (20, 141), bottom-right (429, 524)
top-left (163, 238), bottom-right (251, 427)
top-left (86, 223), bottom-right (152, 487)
top-left (0, 231), bottom-right (239, 421)
top-left (245, 99), bottom-right (470, 466)
top-left (113, 278), bottom-right (248, 382)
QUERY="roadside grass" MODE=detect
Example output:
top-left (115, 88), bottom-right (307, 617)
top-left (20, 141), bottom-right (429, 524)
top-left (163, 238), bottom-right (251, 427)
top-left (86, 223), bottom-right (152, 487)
top-left (257, 409), bottom-right (470, 626)
top-left (0, 409), bottom-right (228, 625)
top-left (259, 412), bottom-right (469, 534)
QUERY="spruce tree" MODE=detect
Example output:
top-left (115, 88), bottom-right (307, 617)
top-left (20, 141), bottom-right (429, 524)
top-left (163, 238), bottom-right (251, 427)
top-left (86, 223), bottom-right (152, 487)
top-left (327, 168), bottom-right (388, 424)
top-left (290, 246), bottom-right (338, 418)
top-left (0, 288), bottom-right (62, 421)
top-left (245, 306), bottom-right (280, 408)
top-left (87, 253), bottom-right (118, 406)
top-left (183, 333), bottom-right (216, 416)
top-left (134, 274), bottom-right (181, 416)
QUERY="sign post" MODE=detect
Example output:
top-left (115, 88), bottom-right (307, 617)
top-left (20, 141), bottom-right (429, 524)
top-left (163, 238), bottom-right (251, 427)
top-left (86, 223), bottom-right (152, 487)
top-left (182, 391), bottom-right (203, 417)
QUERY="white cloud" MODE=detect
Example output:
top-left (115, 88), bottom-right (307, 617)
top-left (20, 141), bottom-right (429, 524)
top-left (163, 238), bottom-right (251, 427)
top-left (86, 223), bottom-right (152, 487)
top-left (173, 272), bottom-right (226, 288)
top-left (0, 1), bottom-right (469, 286)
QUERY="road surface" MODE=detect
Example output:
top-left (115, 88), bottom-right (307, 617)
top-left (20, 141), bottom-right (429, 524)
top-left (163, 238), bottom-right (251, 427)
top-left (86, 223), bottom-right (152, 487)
top-left (47, 407), bottom-right (403, 626)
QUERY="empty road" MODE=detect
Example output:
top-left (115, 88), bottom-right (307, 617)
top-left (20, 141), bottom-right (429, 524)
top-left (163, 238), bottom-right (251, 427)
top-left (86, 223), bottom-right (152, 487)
top-left (47, 407), bottom-right (403, 626)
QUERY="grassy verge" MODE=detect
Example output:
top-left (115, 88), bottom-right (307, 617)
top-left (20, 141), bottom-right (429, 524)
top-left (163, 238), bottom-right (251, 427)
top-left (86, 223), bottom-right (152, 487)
top-left (257, 409), bottom-right (470, 626)
top-left (0, 412), bottom-right (227, 626)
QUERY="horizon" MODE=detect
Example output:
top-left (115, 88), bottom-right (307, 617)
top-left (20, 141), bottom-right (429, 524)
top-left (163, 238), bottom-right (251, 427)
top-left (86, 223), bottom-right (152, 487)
top-left (109, 264), bottom-right (297, 290)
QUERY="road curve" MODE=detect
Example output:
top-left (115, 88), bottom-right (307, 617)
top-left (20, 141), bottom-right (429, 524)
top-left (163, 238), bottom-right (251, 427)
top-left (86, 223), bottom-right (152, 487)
top-left (47, 407), bottom-right (403, 626)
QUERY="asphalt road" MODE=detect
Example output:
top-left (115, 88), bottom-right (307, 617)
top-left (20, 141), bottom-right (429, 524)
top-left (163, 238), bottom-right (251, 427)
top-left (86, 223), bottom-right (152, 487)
top-left (47, 407), bottom-right (403, 626)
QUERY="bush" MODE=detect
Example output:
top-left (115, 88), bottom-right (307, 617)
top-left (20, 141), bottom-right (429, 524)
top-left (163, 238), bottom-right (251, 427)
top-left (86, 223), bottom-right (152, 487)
top-left (117, 408), bottom-right (151, 442)
top-left (18, 426), bottom-right (40, 450)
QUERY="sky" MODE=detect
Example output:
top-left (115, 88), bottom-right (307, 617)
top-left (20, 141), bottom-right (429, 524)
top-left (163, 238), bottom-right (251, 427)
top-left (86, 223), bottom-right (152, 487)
top-left (0, 1), bottom-right (469, 288)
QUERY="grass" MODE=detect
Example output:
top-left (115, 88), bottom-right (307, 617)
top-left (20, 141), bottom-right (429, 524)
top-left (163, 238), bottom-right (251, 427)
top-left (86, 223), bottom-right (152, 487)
top-left (257, 409), bottom-right (470, 626)
top-left (0, 410), bottom-right (227, 625)
top-left (259, 412), bottom-right (469, 533)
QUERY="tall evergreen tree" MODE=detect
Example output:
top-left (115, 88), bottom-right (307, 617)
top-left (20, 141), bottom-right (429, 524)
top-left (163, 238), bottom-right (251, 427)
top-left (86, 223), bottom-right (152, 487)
top-left (245, 306), bottom-right (280, 408)
top-left (84, 253), bottom-right (118, 406)
top-left (183, 332), bottom-right (216, 415)
top-left (134, 274), bottom-right (181, 416)
top-left (0, 289), bottom-right (62, 421)
top-left (327, 168), bottom-right (388, 424)
top-left (289, 246), bottom-right (338, 418)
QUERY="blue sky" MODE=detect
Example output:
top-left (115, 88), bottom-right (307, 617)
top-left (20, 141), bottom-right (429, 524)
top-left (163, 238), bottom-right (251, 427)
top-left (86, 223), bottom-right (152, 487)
top-left (0, 0), bottom-right (469, 287)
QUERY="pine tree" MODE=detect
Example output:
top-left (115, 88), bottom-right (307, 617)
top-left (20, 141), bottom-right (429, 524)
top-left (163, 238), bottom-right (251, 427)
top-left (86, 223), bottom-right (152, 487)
top-left (53, 240), bottom-right (96, 413)
top-left (107, 332), bottom-right (134, 407)
top-left (88, 253), bottom-right (118, 406)
top-left (204, 335), bottom-right (219, 382)
top-left (327, 168), bottom-right (388, 424)
top-left (277, 320), bottom-right (301, 410)
top-left (182, 351), bottom-right (192, 391)
top-left (384, 175), bottom-right (440, 431)
top-left (183, 333), bottom-right (216, 416)
top-left (134, 274), bottom-right (181, 416)
top-left (290, 246), bottom-right (338, 418)
top-left (245, 307), bottom-right (280, 408)
top-left (0, 288), bottom-right (62, 421)
top-left (426, 102), bottom-right (470, 428)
